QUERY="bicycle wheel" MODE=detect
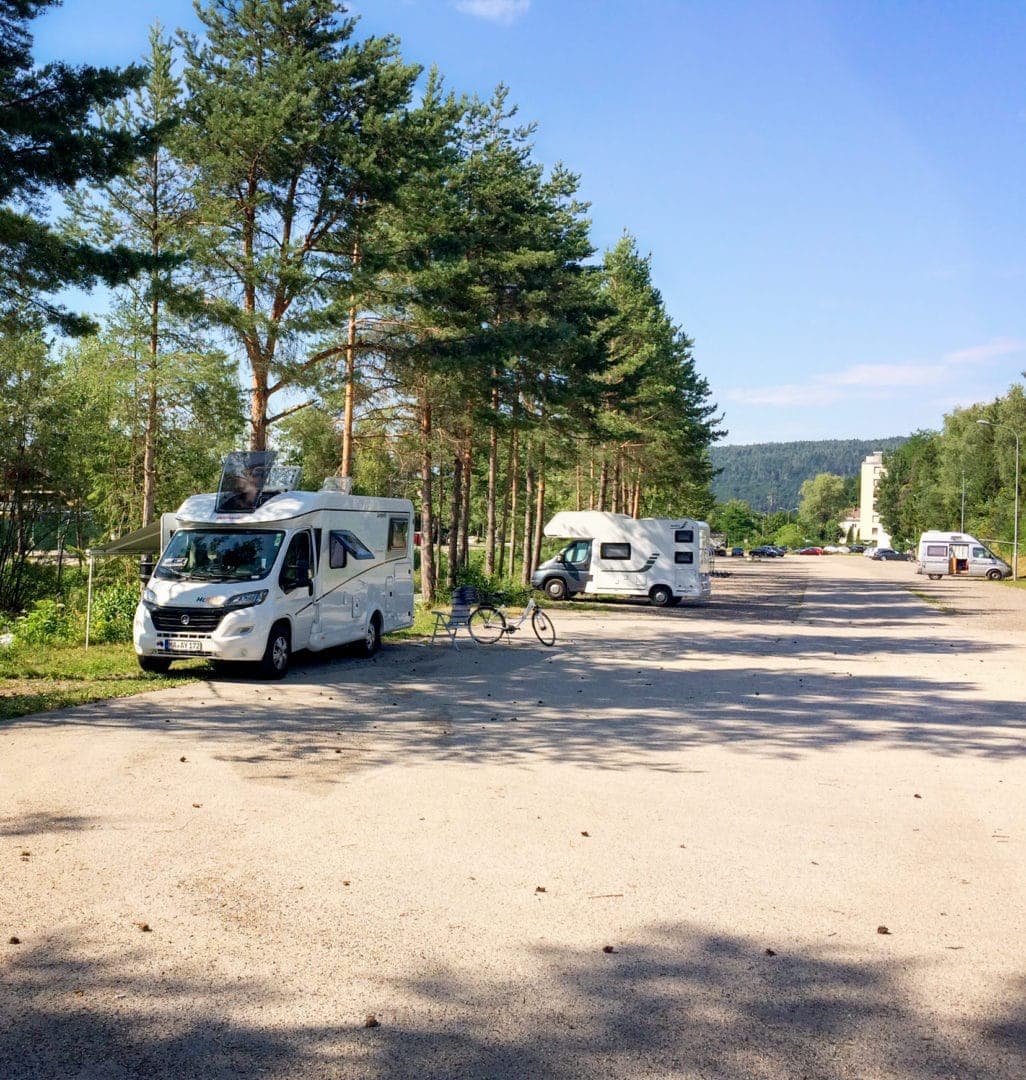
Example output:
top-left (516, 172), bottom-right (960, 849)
top-left (468, 605), bottom-right (506, 644)
top-left (531, 608), bottom-right (556, 646)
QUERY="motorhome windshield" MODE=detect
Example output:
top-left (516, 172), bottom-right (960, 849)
top-left (155, 529), bottom-right (285, 582)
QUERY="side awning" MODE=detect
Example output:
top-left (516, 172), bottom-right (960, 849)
top-left (87, 520), bottom-right (162, 556)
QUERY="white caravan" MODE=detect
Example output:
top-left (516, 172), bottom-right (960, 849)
top-left (916, 531), bottom-right (1012, 581)
top-left (134, 453), bottom-right (414, 677)
top-left (531, 510), bottom-right (713, 606)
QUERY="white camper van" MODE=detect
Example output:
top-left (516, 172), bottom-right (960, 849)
top-left (531, 511), bottom-right (713, 606)
top-left (916, 531), bottom-right (1012, 581)
top-left (134, 453), bottom-right (414, 677)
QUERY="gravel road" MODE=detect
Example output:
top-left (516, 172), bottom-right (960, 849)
top-left (2, 556), bottom-right (1025, 1079)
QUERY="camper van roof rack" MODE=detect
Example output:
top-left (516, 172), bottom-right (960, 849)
top-left (215, 451), bottom-right (302, 513)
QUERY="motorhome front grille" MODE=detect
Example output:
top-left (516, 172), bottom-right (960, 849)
top-left (150, 607), bottom-right (227, 633)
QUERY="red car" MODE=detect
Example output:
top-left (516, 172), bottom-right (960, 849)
top-left (796, 546), bottom-right (824, 555)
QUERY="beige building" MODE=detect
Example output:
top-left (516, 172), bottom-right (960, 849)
top-left (858, 451), bottom-right (890, 547)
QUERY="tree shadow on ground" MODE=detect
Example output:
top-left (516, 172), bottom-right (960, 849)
top-left (2, 922), bottom-right (1023, 1079)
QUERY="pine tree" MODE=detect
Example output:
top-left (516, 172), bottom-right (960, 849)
top-left (177, 0), bottom-right (420, 450)
top-left (0, 0), bottom-right (149, 332)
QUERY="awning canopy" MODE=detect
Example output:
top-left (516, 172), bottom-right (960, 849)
top-left (87, 520), bottom-right (162, 557)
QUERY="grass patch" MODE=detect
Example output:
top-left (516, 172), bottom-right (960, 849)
top-left (0, 643), bottom-right (207, 722)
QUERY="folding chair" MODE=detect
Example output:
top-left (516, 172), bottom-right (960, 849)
top-left (431, 586), bottom-right (479, 648)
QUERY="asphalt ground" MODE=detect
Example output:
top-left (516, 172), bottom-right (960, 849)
top-left (2, 556), bottom-right (1025, 1079)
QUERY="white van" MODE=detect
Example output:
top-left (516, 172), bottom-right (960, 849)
top-left (916, 531), bottom-right (1012, 581)
top-left (134, 454), bottom-right (414, 677)
top-left (531, 510), bottom-right (713, 606)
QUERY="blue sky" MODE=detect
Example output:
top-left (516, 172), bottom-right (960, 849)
top-left (32, 0), bottom-right (1026, 445)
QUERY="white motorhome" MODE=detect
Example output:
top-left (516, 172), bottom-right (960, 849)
top-left (531, 510), bottom-right (713, 606)
top-left (916, 531), bottom-right (1012, 581)
top-left (134, 454), bottom-right (414, 677)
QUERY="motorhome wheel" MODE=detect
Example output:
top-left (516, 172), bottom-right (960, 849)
top-left (987, 569), bottom-right (1004, 581)
top-left (260, 623), bottom-right (291, 679)
top-left (928, 574), bottom-right (942, 580)
top-left (649, 585), bottom-right (673, 607)
top-left (358, 614), bottom-right (382, 658)
top-left (544, 577), bottom-right (568, 601)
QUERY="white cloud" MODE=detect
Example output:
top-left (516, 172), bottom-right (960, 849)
top-left (942, 338), bottom-right (1026, 365)
top-left (726, 338), bottom-right (1026, 411)
top-left (454, 0), bottom-right (530, 24)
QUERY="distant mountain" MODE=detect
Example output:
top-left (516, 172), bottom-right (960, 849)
top-left (709, 437), bottom-right (908, 510)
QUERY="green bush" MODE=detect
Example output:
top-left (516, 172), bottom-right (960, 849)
top-left (453, 563), bottom-right (532, 606)
top-left (13, 599), bottom-right (76, 646)
top-left (90, 582), bottom-right (140, 643)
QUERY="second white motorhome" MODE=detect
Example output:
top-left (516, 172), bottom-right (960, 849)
top-left (915, 531), bottom-right (1012, 581)
top-left (134, 453), bottom-right (414, 678)
top-left (531, 510), bottom-right (713, 606)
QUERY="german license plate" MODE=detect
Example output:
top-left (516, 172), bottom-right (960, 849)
top-left (159, 639), bottom-right (202, 653)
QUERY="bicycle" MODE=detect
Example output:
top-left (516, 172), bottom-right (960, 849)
top-left (467, 593), bottom-right (556, 647)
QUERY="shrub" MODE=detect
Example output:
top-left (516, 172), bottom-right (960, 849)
top-left (90, 582), bottom-right (140, 644)
top-left (13, 600), bottom-right (76, 646)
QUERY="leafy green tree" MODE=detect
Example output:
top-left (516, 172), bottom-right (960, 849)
top-left (57, 318), bottom-right (242, 539)
top-left (590, 235), bottom-right (721, 516)
top-left (1, 0), bottom-right (150, 333)
top-left (710, 499), bottom-right (763, 548)
top-left (177, 0), bottom-right (420, 451)
top-left (0, 328), bottom-right (70, 609)
top-left (876, 432), bottom-right (945, 549)
top-left (797, 473), bottom-right (848, 543)
top-left (65, 25), bottom-right (206, 523)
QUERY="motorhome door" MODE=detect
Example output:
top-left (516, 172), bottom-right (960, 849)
top-left (562, 539), bottom-right (593, 587)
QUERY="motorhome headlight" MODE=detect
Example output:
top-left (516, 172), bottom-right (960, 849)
top-left (142, 588), bottom-right (157, 608)
top-left (208, 589), bottom-right (269, 610)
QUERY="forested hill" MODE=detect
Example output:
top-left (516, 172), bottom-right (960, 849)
top-left (709, 437), bottom-right (908, 510)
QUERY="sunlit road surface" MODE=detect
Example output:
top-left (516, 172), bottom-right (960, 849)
top-left (2, 555), bottom-right (1024, 1078)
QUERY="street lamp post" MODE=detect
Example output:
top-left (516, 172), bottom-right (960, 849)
top-left (977, 420), bottom-right (1020, 581)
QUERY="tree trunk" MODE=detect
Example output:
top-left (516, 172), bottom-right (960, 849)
top-left (612, 451), bottom-right (622, 514)
top-left (484, 385), bottom-right (499, 575)
top-left (532, 443), bottom-right (545, 571)
top-left (521, 455), bottom-right (534, 586)
top-left (340, 235), bottom-right (362, 477)
top-left (418, 386), bottom-right (436, 605)
top-left (631, 468), bottom-right (642, 518)
top-left (447, 453), bottom-right (461, 588)
top-left (497, 426), bottom-right (514, 578)
top-left (459, 441), bottom-right (471, 570)
top-left (508, 428), bottom-right (520, 581)
top-left (598, 457), bottom-right (609, 512)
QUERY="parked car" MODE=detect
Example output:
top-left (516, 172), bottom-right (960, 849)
top-left (796, 546), bottom-right (824, 555)
top-left (751, 545), bottom-right (784, 557)
top-left (731, 547), bottom-right (745, 557)
top-left (871, 548), bottom-right (910, 561)
top-left (849, 544), bottom-right (866, 553)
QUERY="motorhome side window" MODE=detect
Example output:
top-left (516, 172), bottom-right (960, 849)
top-left (675, 551), bottom-right (694, 564)
top-left (925, 544), bottom-right (948, 557)
top-left (600, 542), bottom-right (631, 560)
top-left (280, 532), bottom-right (311, 590)
top-left (674, 529), bottom-right (694, 544)
top-left (972, 547), bottom-right (988, 559)
top-left (387, 517), bottom-right (409, 552)
top-left (329, 530), bottom-right (375, 569)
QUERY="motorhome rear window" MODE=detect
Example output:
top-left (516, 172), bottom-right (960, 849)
top-left (674, 551), bottom-right (694, 564)
top-left (388, 517), bottom-right (409, 552)
top-left (599, 542), bottom-right (631, 560)
top-left (674, 529), bottom-right (694, 544)
top-left (329, 530), bottom-right (375, 569)
top-left (925, 544), bottom-right (948, 557)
